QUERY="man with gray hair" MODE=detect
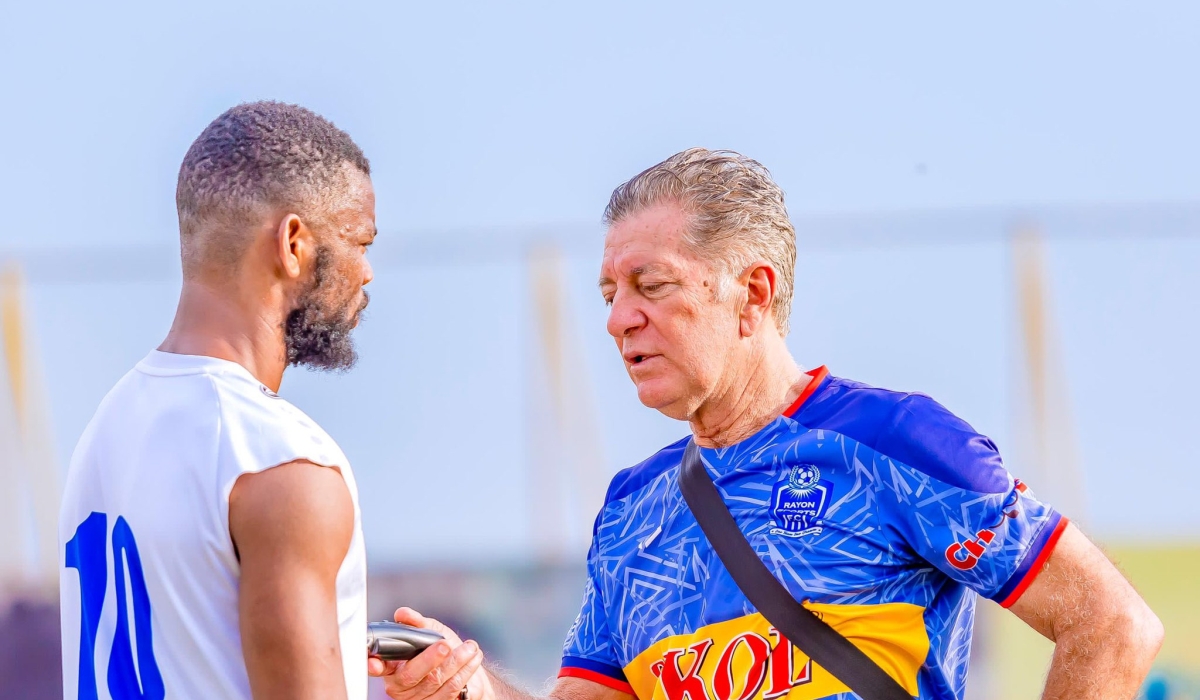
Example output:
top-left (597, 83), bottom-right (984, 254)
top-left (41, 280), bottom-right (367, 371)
top-left (380, 148), bottom-right (1161, 700)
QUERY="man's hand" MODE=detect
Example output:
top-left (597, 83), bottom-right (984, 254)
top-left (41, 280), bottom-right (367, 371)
top-left (370, 608), bottom-right (492, 700)
top-left (231, 460), bottom-right (354, 700)
top-left (1010, 522), bottom-right (1163, 699)
top-left (370, 612), bottom-right (629, 700)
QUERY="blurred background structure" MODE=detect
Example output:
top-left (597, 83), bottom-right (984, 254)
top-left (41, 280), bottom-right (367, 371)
top-left (2, 1), bottom-right (1198, 698)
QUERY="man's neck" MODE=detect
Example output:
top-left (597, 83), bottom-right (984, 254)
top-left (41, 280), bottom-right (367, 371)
top-left (159, 279), bottom-right (289, 392)
top-left (689, 340), bottom-right (808, 449)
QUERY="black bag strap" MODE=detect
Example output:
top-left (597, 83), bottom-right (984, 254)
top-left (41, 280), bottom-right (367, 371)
top-left (678, 440), bottom-right (913, 700)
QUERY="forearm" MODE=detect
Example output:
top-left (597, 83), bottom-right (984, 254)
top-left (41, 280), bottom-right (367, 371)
top-left (1040, 609), bottom-right (1163, 699)
top-left (486, 667), bottom-right (538, 700)
top-left (485, 668), bottom-right (625, 700)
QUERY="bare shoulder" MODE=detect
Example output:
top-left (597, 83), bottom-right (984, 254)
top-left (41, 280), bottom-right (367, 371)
top-left (231, 465), bottom-right (354, 700)
top-left (229, 460), bottom-right (353, 562)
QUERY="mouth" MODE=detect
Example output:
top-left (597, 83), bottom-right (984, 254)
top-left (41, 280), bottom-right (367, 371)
top-left (353, 292), bottom-right (370, 320)
top-left (624, 352), bottom-right (659, 367)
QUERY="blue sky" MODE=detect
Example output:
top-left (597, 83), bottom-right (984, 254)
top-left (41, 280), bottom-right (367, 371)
top-left (2, 1), bottom-right (1198, 565)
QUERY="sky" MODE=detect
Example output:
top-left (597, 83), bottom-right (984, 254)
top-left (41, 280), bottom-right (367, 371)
top-left (1, 0), bottom-right (1198, 566)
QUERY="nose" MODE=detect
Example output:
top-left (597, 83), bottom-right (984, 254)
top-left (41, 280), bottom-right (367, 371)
top-left (362, 256), bottom-right (374, 287)
top-left (606, 290), bottom-right (646, 339)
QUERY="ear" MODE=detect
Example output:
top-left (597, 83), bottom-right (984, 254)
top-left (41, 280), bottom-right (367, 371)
top-left (739, 262), bottom-right (777, 338)
top-left (275, 214), bottom-right (311, 280)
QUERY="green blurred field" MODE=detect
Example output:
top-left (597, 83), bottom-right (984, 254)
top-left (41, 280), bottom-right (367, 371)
top-left (984, 544), bottom-right (1200, 698)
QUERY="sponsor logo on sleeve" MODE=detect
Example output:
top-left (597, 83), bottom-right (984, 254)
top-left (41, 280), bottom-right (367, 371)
top-left (944, 528), bottom-right (997, 571)
top-left (943, 479), bottom-right (1028, 571)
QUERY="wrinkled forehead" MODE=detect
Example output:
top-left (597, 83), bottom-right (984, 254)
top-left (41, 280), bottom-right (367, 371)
top-left (600, 204), bottom-right (701, 279)
top-left (602, 233), bottom-right (686, 283)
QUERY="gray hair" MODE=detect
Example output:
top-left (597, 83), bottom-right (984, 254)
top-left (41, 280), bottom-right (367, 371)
top-left (603, 148), bottom-right (797, 335)
top-left (176, 101), bottom-right (370, 273)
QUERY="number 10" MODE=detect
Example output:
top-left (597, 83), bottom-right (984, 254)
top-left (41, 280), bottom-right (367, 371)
top-left (64, 512), bottom-right (165, 700)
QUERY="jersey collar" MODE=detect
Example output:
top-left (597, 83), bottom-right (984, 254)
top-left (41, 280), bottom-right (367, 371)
top-left (783, 365), bottom-right (830, 418)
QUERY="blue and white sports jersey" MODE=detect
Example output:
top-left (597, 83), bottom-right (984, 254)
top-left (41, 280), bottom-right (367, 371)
top-left (561, 367), bottom-right (1066, 700)
top-left (59, 351), bottom-right (368, 700)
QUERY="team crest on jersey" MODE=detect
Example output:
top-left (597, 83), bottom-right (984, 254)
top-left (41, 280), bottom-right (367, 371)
top-left (768, 464), bottom-right (832, 538)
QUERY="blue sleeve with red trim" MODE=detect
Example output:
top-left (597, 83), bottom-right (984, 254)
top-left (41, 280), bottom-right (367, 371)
top-left (560, 530), bottom-right (633, 693)
top-left (874, 394), bottom-right (1067, 606)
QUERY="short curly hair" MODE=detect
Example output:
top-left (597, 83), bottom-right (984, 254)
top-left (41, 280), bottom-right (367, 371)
top-left (603, 148), bottom-right (797, 336)
top-left (176, 101), bottom-right (370, 271)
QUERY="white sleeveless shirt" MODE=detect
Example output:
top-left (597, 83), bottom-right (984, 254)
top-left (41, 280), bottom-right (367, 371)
top-left (58, 351), bottom-right (367, 700)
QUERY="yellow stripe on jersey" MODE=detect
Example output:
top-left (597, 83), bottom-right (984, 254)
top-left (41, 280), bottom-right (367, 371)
top-left (623, 603), bottom-right (929, 700)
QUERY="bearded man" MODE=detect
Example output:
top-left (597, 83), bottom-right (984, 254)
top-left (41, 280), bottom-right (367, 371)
top-left (57, 101), bottom-right (455, 700)
top-left (379, 149), bottom-right (1161, 700)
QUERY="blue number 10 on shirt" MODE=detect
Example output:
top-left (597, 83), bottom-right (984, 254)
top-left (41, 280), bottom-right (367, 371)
top-left (64, 512), bottom-right (164, 700)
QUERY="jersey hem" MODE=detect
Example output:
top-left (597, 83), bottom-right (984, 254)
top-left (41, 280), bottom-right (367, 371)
top-left (559, 667), bottom-right (634, 695)
top-left (997, 515), bottom-right (1070, 608)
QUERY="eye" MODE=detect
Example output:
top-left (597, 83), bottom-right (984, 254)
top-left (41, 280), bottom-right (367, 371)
top-left (641, 283), bottom-right (664, 295)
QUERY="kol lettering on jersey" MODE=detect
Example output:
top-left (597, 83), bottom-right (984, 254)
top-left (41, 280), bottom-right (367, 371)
top-left (624, 606), bottom-right (926, 700)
